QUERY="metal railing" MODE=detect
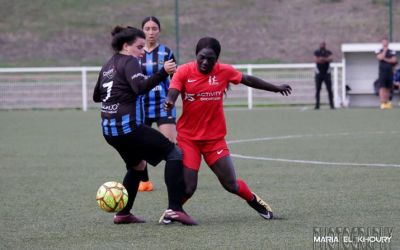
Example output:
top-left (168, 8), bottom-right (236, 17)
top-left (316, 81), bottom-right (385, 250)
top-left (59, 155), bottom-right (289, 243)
top-left (0, 63), bottom-right (343, 111)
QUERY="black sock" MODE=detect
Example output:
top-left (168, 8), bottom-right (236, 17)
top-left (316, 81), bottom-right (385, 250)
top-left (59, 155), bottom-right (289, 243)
top-left (164, 160), bottom-right (185, 211)
top-left (141, 166), bottom-right (149, 182)
top-left (117, 169), bottom-right (143, 215)
top-left (248, 194), bottom-right (257, 204)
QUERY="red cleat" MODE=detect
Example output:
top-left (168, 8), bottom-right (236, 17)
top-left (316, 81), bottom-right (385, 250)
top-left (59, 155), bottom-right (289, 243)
top-left (113, 213), bottom-right (146, 224)
top-left (159, 209), bottom-right (198, 226)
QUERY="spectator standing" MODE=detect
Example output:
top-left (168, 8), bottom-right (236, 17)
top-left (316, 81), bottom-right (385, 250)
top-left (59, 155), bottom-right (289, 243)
top-left (375, 37), bottom-right (397, 109)
top-left (314, 41), bottom-right (334, 110)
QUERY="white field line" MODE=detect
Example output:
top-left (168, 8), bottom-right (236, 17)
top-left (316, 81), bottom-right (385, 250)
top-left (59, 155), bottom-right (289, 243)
top-left (227, 131), bottom-right (400, 168)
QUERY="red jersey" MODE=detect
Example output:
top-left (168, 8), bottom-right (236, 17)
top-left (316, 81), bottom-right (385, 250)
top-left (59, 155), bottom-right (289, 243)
top-left (170, 61), bottom-right (242, 140)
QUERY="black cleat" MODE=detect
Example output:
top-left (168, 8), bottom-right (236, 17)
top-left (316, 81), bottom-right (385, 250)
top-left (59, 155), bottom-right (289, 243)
top-left (247, 193), bottom-right (273, 219)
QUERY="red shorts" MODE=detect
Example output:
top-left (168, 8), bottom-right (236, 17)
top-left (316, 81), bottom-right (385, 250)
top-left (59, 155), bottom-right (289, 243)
top-left (177, 136), bottom-right (230, 171)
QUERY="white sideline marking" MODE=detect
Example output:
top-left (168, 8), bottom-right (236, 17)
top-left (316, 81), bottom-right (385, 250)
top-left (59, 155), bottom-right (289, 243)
top-left (230, 153), bottom-right (400, 168)
top-left (227, 131), bottom-right (400, 168)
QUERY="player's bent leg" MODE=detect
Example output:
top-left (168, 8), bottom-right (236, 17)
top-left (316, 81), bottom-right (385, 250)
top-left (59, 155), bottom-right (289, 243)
top-left (115, 167), bottom-right (146, 224)
top-left (210, 156), bottom-right (240, 194)
top-left (159, 123), bottom-right (177, 143)
top-left (164, 145), bottom-right (185, 211)
top-left (160, 145), bottom-right (197, 225)
top-left (211, 156), bottom-right (273, 220)
top-left (183, 167), bottom-right (198, 200)
top-left (137, 161), bottom-right (154, 192)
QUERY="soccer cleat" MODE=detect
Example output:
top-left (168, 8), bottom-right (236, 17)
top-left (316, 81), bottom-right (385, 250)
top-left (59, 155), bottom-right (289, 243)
top-left (380, 102), bottom-right (393, 110)
top-left (159, 209), bottom-right (198, 225)
top-left (113, 213), bottom-right (146, 224)
top-left (247, 193), bottom-right (273, 220)
top-left (138, 181), bottom-right (153, 192)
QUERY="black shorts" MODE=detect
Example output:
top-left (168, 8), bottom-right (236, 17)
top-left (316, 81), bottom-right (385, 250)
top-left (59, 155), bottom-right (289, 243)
top-left (104, 125), bottom-right (174, 169)
top-left (378, 72), bottom-right (394, 89)
top-left (144, 116), bottom-right (176, 127)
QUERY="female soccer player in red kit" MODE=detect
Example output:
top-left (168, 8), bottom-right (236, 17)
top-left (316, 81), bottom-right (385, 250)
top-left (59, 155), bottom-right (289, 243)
top-left (161, 37), bottom-right (292, 222)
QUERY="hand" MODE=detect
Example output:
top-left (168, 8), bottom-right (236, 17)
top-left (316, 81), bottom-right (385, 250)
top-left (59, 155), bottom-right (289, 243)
top-left (164, 100), bottom-right (174, 111)
top-left (277, 84), bottom-right (292, 96)
top-left (377, 53), bottom-right (385, 60)
top-left (163, 59), bottom-right (176, 75)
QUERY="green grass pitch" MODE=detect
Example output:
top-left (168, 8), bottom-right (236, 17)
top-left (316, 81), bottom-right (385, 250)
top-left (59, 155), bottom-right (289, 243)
top-left (0, 107), bottom-right (399, 249)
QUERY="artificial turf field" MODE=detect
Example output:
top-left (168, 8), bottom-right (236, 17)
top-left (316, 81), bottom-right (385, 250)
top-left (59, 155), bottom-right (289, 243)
top-left (0, 107), bottom-right (399, 249)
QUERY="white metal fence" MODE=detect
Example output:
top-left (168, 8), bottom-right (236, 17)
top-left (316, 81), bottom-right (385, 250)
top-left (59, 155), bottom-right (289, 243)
top-left (0, 63), bottom-right (342, 110)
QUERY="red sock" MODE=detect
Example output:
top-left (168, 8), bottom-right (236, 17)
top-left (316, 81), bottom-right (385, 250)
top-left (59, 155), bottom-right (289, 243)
top-left (236, 179), bottom-right (254, 202)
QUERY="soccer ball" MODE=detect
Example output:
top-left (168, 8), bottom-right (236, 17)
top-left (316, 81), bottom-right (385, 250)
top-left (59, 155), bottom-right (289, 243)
top-left (96, 181), bottom-right (128, 212)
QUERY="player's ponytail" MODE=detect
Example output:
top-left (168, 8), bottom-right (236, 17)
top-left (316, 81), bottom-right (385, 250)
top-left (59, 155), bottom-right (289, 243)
top-left (111, 26), bottom-right (125, 36)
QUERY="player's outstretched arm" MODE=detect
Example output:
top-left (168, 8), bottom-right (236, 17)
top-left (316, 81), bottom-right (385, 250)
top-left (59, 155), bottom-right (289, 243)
top-left (241, 74), bottom-right (292, 96)
top-left (164, 88), bottom-right (180, 111)
top-left (129, 59), bottom-right (176, 95)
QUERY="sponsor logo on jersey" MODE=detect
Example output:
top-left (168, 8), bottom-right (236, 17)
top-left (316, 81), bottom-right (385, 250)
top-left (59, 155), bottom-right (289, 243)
top-left (151, 85), bottom-right (163, 91)
top-left (184, 91), bottom-right (222, 102)
top-left (103, 68), bottom-right (115, 79)
top-left (184, 93), bottom-right (195, 101)
top-left (158, 51), bottom-right (169, 56)
top-left (142, 61), bottom-right (157, 67)
top-left (101, 103), bottom-right (119, 114)
top-left (131, 73), bottom-right (148, 80)
top-left (208, 75), bottom-right (219, 85)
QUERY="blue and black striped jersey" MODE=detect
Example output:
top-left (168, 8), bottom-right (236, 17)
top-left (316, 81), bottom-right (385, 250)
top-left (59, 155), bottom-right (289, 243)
top-left (140, 44), bottom-right (176, 119)
top-left (93, 53), bottom-right (169, 136)
top-left (394, 68), bottom-right (400, 82)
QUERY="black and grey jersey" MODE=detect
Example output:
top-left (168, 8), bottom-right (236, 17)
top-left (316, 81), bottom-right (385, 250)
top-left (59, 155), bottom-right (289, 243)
top-left (140, 44), bottom-right (176, 119)
top-left (375, 48), bottom-right (397, 74)
top-left (314, 48), bottom-right (332, 75)
top-left (93, 53), bottom-right (168, 136)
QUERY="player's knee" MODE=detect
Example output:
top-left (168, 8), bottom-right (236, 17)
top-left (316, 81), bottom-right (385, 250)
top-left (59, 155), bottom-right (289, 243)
top-left (165, 145), bottom-right (182, 161)
top-left (132, 160), bottom-right (146, 171)
top-left (222, 179), bottom-right (238, 194)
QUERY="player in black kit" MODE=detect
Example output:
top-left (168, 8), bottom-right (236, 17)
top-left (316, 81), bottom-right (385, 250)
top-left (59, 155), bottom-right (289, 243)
top-left (375, 37), bottom-right (397, 109)
top-left (93, 26), bottom-right (196, 225)
top-left (314, 41), bottom-right (334, 110)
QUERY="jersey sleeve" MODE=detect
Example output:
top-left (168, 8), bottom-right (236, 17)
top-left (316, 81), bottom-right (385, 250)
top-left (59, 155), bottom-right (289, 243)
top-left (225, 64), bottom-right (243, 85)
top-left (125, 57), bottom-right (168, 95)
top-left (93, 72), bottom-right (102, 103)
top-left (170, 64), bottom-right (187, 91)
